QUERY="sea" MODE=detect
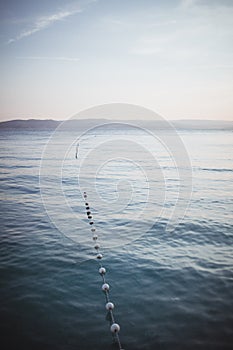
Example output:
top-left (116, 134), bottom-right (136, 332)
top-left (0, 123), bottom-right (233, 350)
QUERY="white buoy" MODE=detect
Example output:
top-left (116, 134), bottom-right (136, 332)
top-left (110, 323), bottom-right (120, 333)
top-left (102, 283), bottom-right (110, 292)
top-left (82, 196), bottom-right (124, 348)
top-left (106, 302), bottom-right (114, 311)
top-left (99, 267), bottom-right (106, 275)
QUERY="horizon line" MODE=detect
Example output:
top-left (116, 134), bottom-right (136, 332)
top-left (0, 118), bottom-right (233, 123)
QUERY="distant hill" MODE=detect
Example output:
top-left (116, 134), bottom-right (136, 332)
top-left (0, 118), bottom-right (232, 130)
top-left (0, 119), bottom-right (61, 129)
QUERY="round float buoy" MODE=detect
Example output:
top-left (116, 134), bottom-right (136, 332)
top-left (106, 302), bottom-right (114, 311)
top-left (99, 267), bottom-right (106, 275)
top-left (102, 283), bottom-right (110, 292)
top-left (110, 323), bottom-right (120, 333)
top-left (82, 196), bottom-right (123, 348)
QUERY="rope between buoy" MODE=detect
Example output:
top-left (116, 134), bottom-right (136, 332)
top-left (83, 192), bottom-right (125, 350)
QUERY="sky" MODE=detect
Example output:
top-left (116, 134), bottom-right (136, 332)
top-left (0, 0), bottom-right (233, 121)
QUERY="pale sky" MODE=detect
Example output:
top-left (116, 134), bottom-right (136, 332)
top-left (0, 0), bottom-right (233, 121)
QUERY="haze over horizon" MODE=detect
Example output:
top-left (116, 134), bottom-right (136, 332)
top-left (1, 0), bottom-right (233, 122)
top-left (1, 117), bottom-right (233, 123)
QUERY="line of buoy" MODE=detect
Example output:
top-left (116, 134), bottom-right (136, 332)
top-left (83, 191), bottom-right (125, 350)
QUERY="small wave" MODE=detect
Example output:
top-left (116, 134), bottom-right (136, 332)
top-left (199, 167), bottom-right (233, 173)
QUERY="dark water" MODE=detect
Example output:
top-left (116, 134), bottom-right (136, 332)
top-left (0, 127), bottom-right (233, 350)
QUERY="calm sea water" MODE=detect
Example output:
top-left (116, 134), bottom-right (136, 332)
top-left (0, 126), bottom-right (233, 350)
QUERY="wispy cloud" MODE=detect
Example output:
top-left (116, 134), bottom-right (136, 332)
top-left (8, 11), bottom-right (79, 44)
top-left (17, 56), bottom-right (80, 62)
top-left (8, 1), bottom-right (96, 44)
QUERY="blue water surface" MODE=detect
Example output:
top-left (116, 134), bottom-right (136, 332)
top-left (0, 127), bottom-right (233, 350)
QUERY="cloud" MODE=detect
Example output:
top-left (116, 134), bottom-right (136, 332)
top-left (8, 10), bottom-right (80, 44)
top-left (16, 56), bottom-right (80, 62)
top-left (7, 1), bottom-right (96, 44)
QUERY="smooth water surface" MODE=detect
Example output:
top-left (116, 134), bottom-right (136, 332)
top-left (0, 127), bottom-right (233, 350)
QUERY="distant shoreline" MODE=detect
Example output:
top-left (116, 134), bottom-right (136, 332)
top-left (0, 119), bottom-right (232, 130)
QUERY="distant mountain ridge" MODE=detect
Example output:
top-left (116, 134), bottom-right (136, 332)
top-left (0, 118), bottom-right (232, 130)
top-left (0, 119), bottom-right (60, 129)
